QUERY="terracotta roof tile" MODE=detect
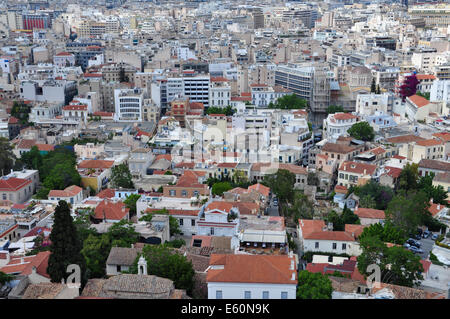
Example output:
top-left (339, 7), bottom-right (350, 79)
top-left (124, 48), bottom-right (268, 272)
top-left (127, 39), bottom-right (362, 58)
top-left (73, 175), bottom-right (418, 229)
top-left (207, 254), bottom-right (297, 284)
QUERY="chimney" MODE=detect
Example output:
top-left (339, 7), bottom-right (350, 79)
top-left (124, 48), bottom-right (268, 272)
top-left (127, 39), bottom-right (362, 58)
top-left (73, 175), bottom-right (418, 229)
top-left (291, 272), bottom-right (296, 281)
top-left (131, 244), bottom-right (134, 249)
top-left (290, 260), bottom-right (295, 270)
top-left (20, 257), bottom-right (24, 264)
top-left (32, 266), bottom-right (37, 275)
top-left (431, 198), bottom-right (433, 204)
top-left (437, 204), bottom-right (440, 210)
top-left (364, 169), bottom-right (367, 175)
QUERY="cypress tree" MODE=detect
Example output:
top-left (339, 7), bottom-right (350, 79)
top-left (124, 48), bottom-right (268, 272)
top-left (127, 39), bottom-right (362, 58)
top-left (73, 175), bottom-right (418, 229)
top-left (376, 84), bottom-right (381, 94)
top-left (370, 78), bottom-right (376, 93)
top-left (47, 200), bottom-right (86, 285)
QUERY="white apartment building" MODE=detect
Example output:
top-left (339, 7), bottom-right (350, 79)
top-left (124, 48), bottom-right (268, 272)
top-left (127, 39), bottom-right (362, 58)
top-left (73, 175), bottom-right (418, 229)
top-left (209, 77), bottom-right (231, 107)
top-left (356, 93), bottom-right (401, 116)
top-left (250, 84), bottom-right (290, 108)
top-left (114, 88), bottom-right (144, 122)
top-left (20, 79), bottom-right (77, 104)
top-left (323, 113), bottom-right (360, 140)
top-left (207, 254), bottom-right (297, 299)
top-left (430, 80), bottom-right (450, 117)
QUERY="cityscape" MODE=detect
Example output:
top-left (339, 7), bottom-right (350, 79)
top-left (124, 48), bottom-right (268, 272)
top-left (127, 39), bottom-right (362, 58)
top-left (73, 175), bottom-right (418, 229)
top-left (0, 0), bottom-right (449, 303)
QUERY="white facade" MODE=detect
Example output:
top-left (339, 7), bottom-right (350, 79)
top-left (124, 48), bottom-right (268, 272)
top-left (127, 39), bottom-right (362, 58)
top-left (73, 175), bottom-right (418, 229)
top-left (196, 208), bottom-right (239, 237)
top-left (208, 282), bottom-right (297, 299)
top-left (303, 238), bottom-right (357, 255)
top-left (251, 85), bottom-right (290, 108)
top-left (323, 113), bottom-right (360, 140)
top-left (209, 80), bottom-right (231, 107)
top-left (430, 80), bottom-right (450, 117)
top-left (356, 93), bottom-right (400, 116)
top-left (114, 88), bottom-right (144, 122)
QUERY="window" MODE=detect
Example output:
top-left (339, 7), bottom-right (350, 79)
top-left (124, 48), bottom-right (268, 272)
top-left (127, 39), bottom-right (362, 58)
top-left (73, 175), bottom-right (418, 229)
top-left (244, 291), bottom-right (251, 299)
top-left (315, 242), bottom-right (319, 249)
top-left (191, 219), bottom-right (195, 226)
top-left (281, 292), bottom-right (288, 299)
top-left (210, 227), bottom-right (215, 235)
top-left (262, 291), bottom-right (269, 299)
top-left (181, 190), bottom-right (188, 197)
top-left (116, 265), bottom-right (121, 272)
top-left (169, 190), bottom-right (176, 196)
top-left (179, 219), bottom-right (184, 226)
top-left (332, 243), bottom-right (337, 250)
top-left (342, 243), bottom-right (347, 250)
top-left (216, 290), bottom-right (223, 299)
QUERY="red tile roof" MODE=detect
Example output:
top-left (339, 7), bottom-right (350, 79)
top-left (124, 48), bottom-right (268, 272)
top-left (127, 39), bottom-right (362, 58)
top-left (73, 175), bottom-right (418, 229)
top-left (339, 161), bottom-right (377, 175)
top-left (207, 254), bottom-right (297, 284)
top-left (354, 207), bottom-right (385, 219)
top-left (0, 251), bottom-right (50, 278)
top-left (344, 224), bottom-right (366, 238)
top-left (334, 185), bottom-right (348, 194)
top-left (248, 183), bottom-right (270, 197)
top-left (16, 139), bottom-right (36, 149)
top-left (35, 144), bottom-right (54, 152)
top-left (416, 139), bottom-right (442, 147)
top-left (386, 135), bottom-right (426, 144)
top-left (332, 113), bottom-right (358, 120)
top-left (432, 132), bottom-right (450, 143)
top-left (97, 188), bottom-right (115, 199)
top-left (428, 203), bottom-right (445, 217)
top-left (63, 105), bottom-right (87, 111)
top-left (94, 200), bottom-right (129, 221)
top-left (0, 177), bottom-right (32, 191)
top-left (416, 74), bottom-right (436, 81)
top-left (48, 185), bottom-right (82, 198)
top-left (408, 95), bottom-right (430, 108)
top-left (304, 231), bottom-right (355, 241)
top-left (206, 201), bottom-right (234, 213)
top-left (78, 160), bottom-right (114, 169)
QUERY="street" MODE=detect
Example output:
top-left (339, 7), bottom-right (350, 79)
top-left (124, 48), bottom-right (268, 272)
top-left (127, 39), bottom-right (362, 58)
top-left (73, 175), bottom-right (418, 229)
top-left (266, 196), bottom-right (279, 216)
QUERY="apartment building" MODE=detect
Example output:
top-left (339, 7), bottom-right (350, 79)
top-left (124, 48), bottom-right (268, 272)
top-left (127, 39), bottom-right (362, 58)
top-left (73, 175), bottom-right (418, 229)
top-left (209, 77), bottom-right (231, 107)
top-left (250, 84), bottom-right (290, 108)
top-left (207, 254), bottom-right (297, 299)
top-left (114, 88), bottom-right (145, 122)
top-left (337, 161), bottom-right (378, 188)
top-left (323, 113), bottom-right (360, 141)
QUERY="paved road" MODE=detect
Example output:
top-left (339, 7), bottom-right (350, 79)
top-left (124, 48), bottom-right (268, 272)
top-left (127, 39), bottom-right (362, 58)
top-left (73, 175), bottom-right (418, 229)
top-left (266, 197), bottom-right (279, 216)
top-left (406, 235), bottom-right (435, 259)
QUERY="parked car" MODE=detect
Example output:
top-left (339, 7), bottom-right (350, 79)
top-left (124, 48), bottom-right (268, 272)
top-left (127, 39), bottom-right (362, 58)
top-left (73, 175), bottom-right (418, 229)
top-left (409, 246), bottom-right (424, 254)
top-left (432, 233), bottom-right (439, 240)
top-left (407, 239), bottom-right (421, 247)
top-left (422, 231), bottom-right (430, 238)
top-left (403, 243), bottom-right (410, 249)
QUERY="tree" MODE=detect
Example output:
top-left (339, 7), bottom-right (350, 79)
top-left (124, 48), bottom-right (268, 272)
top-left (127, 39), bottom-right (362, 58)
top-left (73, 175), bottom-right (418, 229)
top-left (359, 194), bottom-right (376, 209)
top-left (106, 220), bottom-right (139, 248)
top-left (47, 200), bottom-right (86, 284)
top-left (376, 84), bottom-right (381, 94)
top-left (123, 194), bottom-right (141, 217)
top-left (371, 78), bottom-right (376, 93)
top-left (383, 246), bottom-right (424, 287)
top-left (399, 73), bottom-right (419, 101)
top-left (357, 234), bottom-right (423, 287)
top-left (289, 192), bottom-right (315, 221)
top-left (341, 205), bottom-right (360, 225)
top-left (206, 105), bottom-right (235, 116)
top-left (354, 180), bottom-right (394, 210)
top-left (358, 222), bottom-right (406, 245)
top-left (307, 172), bottom-right (319, 186)
top-left (81, 234), bottom-right (111, 278)
top-left (132, 244), bottom-right (195, 295)
top-left (0, 271), bottom-right (14, 285)
top-left (398, 163), bottom-right (419, 192)
top-left (169, 216), bottom-right (181, 236)
top-left (110, 163), bottom-right (134, 189)
top-left (325, 211), bottom-right (345, 231)
top-left (326, 105), bottom-right (344, 114)
top-left (42, 161), bottom-right (81, 191)
top-left (297, 271), bottom-right (333, 299)
top-left (262, 169), bottom-right (296, 204)
top-left (347, 121), bottom-right (375, 141)
top-left (20, 146), bottom-right (42, 170)
top-left (211, 181), bottom-right (233, 196)
top-left (164, 170), bottom-right (173, 175)
top-left (269, 94), bottom-right (307, 109)
top-left (0, 138), bottom-right (16, 176)
top-left (416, 91), bottom-right (430, 100)
top-left (73, 214), bottom-right (98, 243)
top-left (385, 191), bottom-right (430, 236)
top-left (418, 173), bottom-right (448, 205)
